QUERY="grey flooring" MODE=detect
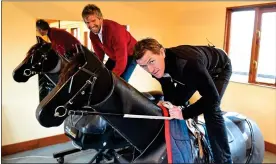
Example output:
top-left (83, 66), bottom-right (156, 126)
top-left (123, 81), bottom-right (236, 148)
top-left (2, 141), bottom-right (276, 163)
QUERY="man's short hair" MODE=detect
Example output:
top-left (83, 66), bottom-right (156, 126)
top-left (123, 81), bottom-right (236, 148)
top-left (36, 19), bottom-right (50, 30)
top-left (82, 4), bottom-right (103, 19)
top-left (133, 38), bottom-right (164, 60)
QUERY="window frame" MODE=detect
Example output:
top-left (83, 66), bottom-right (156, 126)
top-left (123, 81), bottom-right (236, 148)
top-left (70, 27), bottom-right (79, 40)
top-left (224, 2), bottom-right (276, 87)
top-left (84, 31), bottom-right (88, 47)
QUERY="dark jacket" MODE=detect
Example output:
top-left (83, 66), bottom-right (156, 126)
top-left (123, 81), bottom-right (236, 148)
top-left (48, 28), bottom-right (81, 56)
top-left (90, 19), bottom-right (137, 76)
top-left (156, 45), bottom-right (230, 119)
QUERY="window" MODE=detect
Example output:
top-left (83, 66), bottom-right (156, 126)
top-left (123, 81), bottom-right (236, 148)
top-left (224, 3), bottom-right (276, 87)
top-left (84, 31), bottom-right (94, 52)
top-left (84, 31), bottom-right (88, 47)
top-left (70, 28), bottom-right (79, 40)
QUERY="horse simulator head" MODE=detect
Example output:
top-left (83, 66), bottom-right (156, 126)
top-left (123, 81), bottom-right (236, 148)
top-left (12, 36), bottom-right (61, 83)
top-left (36, 44), bottom-right (165, 153)
top-left (36, 44), bottom-right (113, 127)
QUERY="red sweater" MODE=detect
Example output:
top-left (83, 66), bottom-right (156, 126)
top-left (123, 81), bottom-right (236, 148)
top-left (90, 19), bottom-right (137, 76)
top-left (48, 28), bottom-right (81, 56)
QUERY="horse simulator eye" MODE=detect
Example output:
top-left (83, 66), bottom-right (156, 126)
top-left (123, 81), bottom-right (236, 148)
top-left (23, 69), bottom-right (32, 76)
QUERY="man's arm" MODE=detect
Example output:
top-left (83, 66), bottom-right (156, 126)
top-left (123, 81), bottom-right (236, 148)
top-left (61, 30), bottom-right (80, 53)
top-left (182, 59), bottom-right (220, 120)
top-left (159, 76), bottom-right (195, 107)
top-left (158, 78), bottom-right (175, 103)
top-left (110, 28), bottom-right (128, 76)
top-left (90, 35), bottom-right (105, 62)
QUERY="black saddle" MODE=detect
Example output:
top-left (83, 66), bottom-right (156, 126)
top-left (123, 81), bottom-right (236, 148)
top-left (186, 112), bottom-right (264, 163)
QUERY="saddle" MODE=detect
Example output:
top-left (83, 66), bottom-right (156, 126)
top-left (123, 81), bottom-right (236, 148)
top-left (185, 111), bottom-right (259, 163)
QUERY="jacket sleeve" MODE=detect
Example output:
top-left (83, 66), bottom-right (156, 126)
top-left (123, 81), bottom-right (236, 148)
top-left (49, 30), bottom-right (64, 56)
top-left (159, 77), bottom-right (196, 107)
top-left (159, 78), bottom-right (175, 103)
top-left (182, 59), bottom-right (221, 120)
top-left (60, 31), bottom-right (77, 54)
top-left (110, 27), bottom-right (128, 76)
top-left (52, 40), bottom-right (65, 56)
top-left (90, 36), bottom-right (105, 62)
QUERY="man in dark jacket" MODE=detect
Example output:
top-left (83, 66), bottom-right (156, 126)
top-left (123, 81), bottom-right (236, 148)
top-left (133, 38), bottom-right (232, 163)
top-left (36, 19), bottom-right (81, 56)
top-left (81, 4), bottom-right (137, 82)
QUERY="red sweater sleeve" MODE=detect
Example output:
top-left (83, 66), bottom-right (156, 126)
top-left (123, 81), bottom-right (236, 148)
top-left (90, 34), bottom-right (105, 62)
top-left (110, 28), bottom-right (128, 76)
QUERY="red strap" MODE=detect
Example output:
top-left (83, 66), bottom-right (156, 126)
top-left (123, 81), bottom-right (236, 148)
top-left (159, 105), bottom-right (173, 163)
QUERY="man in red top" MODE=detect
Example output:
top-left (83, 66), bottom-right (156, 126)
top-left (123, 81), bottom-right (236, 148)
top-left (82, 4), bottom-right (137, 82)
top-left (36, 19), bottom-right (81, 57)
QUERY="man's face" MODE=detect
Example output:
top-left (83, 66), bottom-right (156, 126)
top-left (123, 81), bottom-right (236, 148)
top-left (36, 28), bottom-right (47, 36)
top-left (136, 49), bottom-right (166, 79)
top-left (83, 14), bottom-right (103, 34)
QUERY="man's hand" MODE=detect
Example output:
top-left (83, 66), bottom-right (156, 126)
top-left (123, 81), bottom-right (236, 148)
top-left (157, 100), bottom-right (163, 106)
top-left (168, 105), bottom-right (184, 120)
top-left (157, 101), bottom-right (184, 120)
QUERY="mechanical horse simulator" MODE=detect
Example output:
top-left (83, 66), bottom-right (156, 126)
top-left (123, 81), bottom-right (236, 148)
top-left (12, 37), bottom-right (130, 163)
top-left (13, 39), bottom-right (265, 163)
